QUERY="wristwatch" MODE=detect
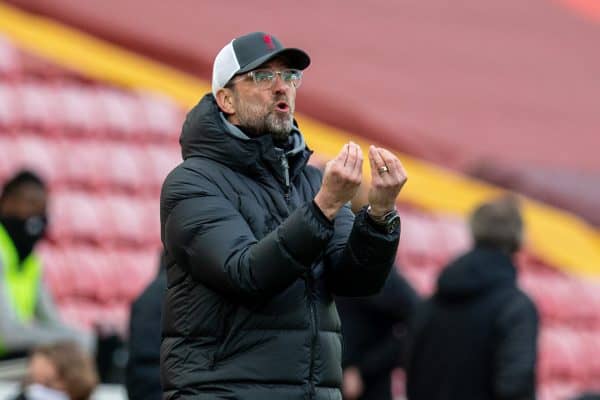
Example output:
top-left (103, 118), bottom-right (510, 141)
top-left (366, 205), bottom-right (400, 233)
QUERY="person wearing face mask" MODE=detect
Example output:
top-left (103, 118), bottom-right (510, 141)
top-left (0, 170), bottom-right (94, 359)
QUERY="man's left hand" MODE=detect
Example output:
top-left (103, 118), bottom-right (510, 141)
top-left (367, 145), bottom-right (408, 216)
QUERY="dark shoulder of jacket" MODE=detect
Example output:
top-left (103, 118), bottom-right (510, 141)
top-left (495, 288), bottom-right (539, 330)
top-left (160, 157), bottom-right (231, 214)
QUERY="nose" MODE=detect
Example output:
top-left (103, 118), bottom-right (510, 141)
top-left (272, 73), bottom-right (292, 94)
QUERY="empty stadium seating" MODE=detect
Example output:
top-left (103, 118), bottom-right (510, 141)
top-left (1, 33), bottom-right (599, 399)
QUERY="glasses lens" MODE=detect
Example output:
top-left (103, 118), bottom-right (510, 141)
top-left (282, 69), bottom-right (302, 88)
top-left (250, 69), bottom-right (303, 89)
top-left (252, 70), bottom-right (274, 88)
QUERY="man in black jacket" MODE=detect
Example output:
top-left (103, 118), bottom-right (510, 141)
top-left (126, 252), bottom-right (166, 400)
top-left (338, 271), bottom-right (419, 400)
top-left (160, 32), bottom-right (408, 399)
top-left (338, 185), bottom-right (420, 400)
top-left (405, 196), bottom-right (539, 400)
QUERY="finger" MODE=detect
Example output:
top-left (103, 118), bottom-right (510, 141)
top-left (380, 148), bottom-right (407, 183)
top-left (369, 145), bottom-right (388, 177)
top-left (379, 148), bottom-right (399, 179)
top-left (337, 143), bottom-right (349, 165)
top-left (346, 142), bottom-right (358, 170)
top-left (368, 150), bottom-right (380, 183)
top-left (395, 157), bottom-right (408, 183)
top-left (354, 145), bottom-right (364, 180)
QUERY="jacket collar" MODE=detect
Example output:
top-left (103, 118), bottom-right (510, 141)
top-left (180, 94), bottom-right (311, 181)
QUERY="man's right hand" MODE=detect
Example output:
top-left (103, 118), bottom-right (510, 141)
top-left (314, 142), bottom-right (363, 220)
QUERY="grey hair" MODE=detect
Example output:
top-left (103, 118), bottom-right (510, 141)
top-left (469, 195), bottom-right (524, 254)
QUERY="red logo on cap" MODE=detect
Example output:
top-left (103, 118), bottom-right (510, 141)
top-left (263, 35), bottom-right (275, 50)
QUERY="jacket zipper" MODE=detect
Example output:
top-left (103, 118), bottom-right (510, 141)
top-left (307, 275), bottom-right (318, 399)
top-left (280, 154), bottom-right (291, 203)
top-left (282, 153), bottom-right (315, 397)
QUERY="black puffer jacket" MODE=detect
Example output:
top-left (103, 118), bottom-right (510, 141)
top-left (406, 247), bottom-right (539, 400)
top-left (160, 94), bottom-right (400, 400)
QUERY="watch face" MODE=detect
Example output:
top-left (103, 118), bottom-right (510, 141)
top-left (387, 215), bottom-right (401, 233)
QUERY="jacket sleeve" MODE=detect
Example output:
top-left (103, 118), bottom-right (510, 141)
top-left (493, 293), bottom-right (539, 400)
top-left (35, 280), bottom-right (64, 328)
top-left (324, 205), bottom-right (400, 296)
top-left (0, 277), bottom-right (92, 353)
top-left (164, 186), bottom-right (334, 301)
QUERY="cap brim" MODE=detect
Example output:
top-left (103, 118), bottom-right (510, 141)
top-left (237, 48), bottom-right (311, 74)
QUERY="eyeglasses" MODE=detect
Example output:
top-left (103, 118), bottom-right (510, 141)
top-left (233, 69), bottom-right (303, 89)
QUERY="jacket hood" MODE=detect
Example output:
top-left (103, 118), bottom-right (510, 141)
top-left (179, 94), bottom-right (309, 178)
top-left (436, 246), bottom-right (517, 301)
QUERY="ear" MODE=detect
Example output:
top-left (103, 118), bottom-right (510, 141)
top-left (215, 88), bottom-right (236, 115)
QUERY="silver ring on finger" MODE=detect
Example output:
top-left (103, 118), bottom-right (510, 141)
top-left (378, 166), bottom-right (389, 174)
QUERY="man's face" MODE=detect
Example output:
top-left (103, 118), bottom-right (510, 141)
top-left (27, 353), bottom-right (66, 392)
top-left (0, 183), bottom-right (47, 220)
top-left (227, 59), bottom-right (297, 141)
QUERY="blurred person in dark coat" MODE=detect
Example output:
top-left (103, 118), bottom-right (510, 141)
top-left (406, 196), bottom-right (539, 400)
top-left (338, 183), bottom-right (420, 400)
top-left (125, 252), bottom-right (166, 400)
top-left (573, 394), bottom-right (600, 400)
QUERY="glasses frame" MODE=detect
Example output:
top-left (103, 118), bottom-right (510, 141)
top-left (229, 68), bottom-right (303, 89)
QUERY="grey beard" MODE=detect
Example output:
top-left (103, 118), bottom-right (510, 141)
top-left (238, 111), bottom-right (294, 141)
top-left (265, 112), bottom-right (294, 141)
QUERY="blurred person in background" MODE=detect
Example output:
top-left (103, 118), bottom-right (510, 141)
top-left (0, 170), bottom-right (93, 359)
top-left (405, 196), bottom-right (539, 400)
top-left (573, 394), bottom-right (600, 400)
top-left (125, 251), bottom-right (166, 400)
top-left (338, 183), bottom-right (420, 400)
top-left (160, 31), bottom-right (407, 399)
top-left (13, 341), bottom-right (98, 400)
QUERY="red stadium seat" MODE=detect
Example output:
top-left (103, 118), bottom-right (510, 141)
top-left (538, 326), bottom-right (588, 382)
top-left (105, 195), bottom-right (148, 245)
top-left (144, 145), bottom-right (181, 191)
top-left (95, 88), bottom-right (143, 139)
top-left (101, 142), bottom-right (146, 193)
top-left (0, 83), bottom-right (19, 131)
top-left (108, 249), bottom-right (157, 302)
top-left (15, 82), bottom-right (58, 133)
top-left (60, 139), bottom-right (106, 190)
top-left (49, 191), bottom-right (105, 243)
top-left (397, 212), bottom-right (442, 267)
top-left (432, 215), bottom-right (471, 261)
top-left (137, 93), bottom-right (184, 142)
top-left (12, 134), bottom-right (63, 187)
top-left (0, 136), bottom-right (19, 180)
top-left (54, 83), bottom-right (102, 136)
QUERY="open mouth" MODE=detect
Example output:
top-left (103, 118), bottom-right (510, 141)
top-left (275, 101), bottom-right (290, 112)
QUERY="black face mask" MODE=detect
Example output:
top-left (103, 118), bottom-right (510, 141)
top-left (0, 215), bottom-right (48, 263)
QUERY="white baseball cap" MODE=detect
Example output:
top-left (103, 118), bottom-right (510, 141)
top-left (212, 31), bottom-right (310, 96)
